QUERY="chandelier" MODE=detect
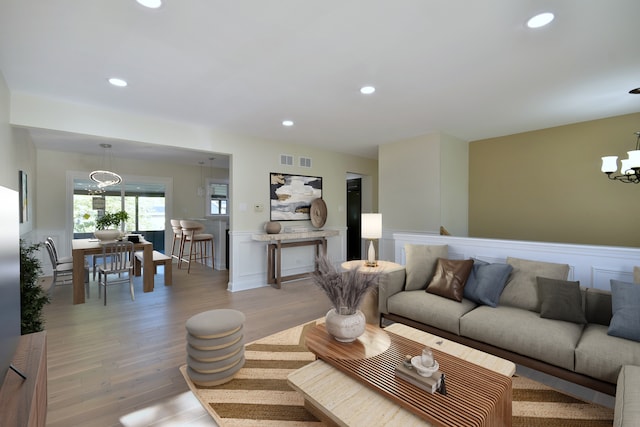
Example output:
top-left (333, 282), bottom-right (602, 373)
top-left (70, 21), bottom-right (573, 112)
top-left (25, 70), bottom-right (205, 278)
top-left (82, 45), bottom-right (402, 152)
top-left (90, 143), bottom-right (122, 189)
top-left (601, 132), bottom-right (640, 184)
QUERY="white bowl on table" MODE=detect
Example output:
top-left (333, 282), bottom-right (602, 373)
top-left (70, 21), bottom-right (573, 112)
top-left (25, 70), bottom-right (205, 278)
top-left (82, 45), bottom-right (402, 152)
top-left (411, 356), bottom-right (439, 377)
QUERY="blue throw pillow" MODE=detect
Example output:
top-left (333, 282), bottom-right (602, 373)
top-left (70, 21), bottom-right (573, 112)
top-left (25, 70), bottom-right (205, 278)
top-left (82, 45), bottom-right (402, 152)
top-left (608, 279), bottom-right (640, 342)
top-left (463, 259), bottom-right (513, 307)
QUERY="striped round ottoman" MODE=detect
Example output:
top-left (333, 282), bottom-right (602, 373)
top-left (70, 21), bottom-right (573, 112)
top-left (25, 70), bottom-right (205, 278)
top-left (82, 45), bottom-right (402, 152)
top-left (185, 309), bottom-right (246, 386)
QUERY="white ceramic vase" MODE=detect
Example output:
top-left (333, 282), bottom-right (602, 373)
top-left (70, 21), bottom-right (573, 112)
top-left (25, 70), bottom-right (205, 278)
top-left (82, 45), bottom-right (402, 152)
top-left (94, 229), bottom-right (121, 242)
top-left (325, 308), bottom-right (366, 343)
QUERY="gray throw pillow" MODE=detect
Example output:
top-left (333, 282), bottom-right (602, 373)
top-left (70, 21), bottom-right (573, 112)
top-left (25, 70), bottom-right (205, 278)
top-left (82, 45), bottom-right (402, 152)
top-left (500, 257), bottom-right (570, 312)
top-left (404, 244), bottom-right (448, 291)
top-left (608, 280), bottom-right (640, 342)
top-left (464, 259), bottom-right (513, 307)
top-left (536, 277), bottom-right (586, 324)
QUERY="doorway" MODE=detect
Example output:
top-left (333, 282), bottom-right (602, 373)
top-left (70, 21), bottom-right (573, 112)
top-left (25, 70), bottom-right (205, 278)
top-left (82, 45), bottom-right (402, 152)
top-left (346, 178), bottom-right (361, 261)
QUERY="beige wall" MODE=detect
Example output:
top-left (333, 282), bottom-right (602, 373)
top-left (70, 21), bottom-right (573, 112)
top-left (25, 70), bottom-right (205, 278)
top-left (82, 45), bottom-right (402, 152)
top-left (379, 132), bottom-right (468, 237)
top-left (379, 133), bottom-right (441, 232)
top-left (0, 74), bottom-right (37, 236)
top-left (469, 112), bottom-right (640, 247)
top-left (10, 93), bottom-right (378, 235)
top-left (35, 149), bottom-right (228, 230)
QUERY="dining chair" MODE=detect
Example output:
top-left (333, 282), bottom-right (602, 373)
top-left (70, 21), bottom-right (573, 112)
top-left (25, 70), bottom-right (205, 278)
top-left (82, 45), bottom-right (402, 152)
top-left (44, 240), bottom-right (90, 297)
top-left (179, 220), bottom-right (214, 273)
top-left (170, 219), bottom-right (183, 263)
top-left (97, 241), bottom-right (135, 306)
top-left (46, 237), bottom-right (73, 264)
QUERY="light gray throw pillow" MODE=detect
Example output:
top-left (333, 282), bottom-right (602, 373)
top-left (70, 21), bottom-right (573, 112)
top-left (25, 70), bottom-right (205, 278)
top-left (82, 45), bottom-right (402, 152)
top-left (499, 257), bottom-right (570, 312)
top-left (404, 244), bottom-right (448, 291)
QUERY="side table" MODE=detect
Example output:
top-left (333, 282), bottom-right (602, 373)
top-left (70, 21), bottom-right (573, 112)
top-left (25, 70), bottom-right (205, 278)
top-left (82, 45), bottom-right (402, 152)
top-left (341, 260), bottom-right (403, 324)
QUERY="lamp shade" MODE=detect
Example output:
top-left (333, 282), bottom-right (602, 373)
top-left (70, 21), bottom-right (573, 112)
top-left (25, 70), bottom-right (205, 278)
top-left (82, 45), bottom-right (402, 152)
top-left (627, 150), bottom-right (640, 169)
top-left (361, 213), bottom-right (382, 239)
top-left (601, 156), bottom-right (618, 173)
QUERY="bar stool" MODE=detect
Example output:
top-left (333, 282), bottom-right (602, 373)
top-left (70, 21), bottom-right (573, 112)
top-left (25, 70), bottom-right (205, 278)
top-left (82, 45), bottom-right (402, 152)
top-left (170, 219), bottom-right (183, 263)
top-left (179, 220), bottom-right (214, 273)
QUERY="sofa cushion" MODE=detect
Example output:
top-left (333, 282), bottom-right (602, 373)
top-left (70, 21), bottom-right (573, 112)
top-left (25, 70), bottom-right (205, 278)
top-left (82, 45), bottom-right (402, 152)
top-left (426, 258), bottom-right (473, 302)
top-left (536, 277), bottom-right (586, 324)
top-left (499, 257), bottom-right (570, 312)
top-left (460, 305), bottom-right (583, 371)
top-left (614, 365), bottom-right (640, 427)
top-left (464, 259), bottom-right (513, 307)
top-left (585, 288), bottom-right (612, 326)
top-left (404, 244), bottom-right (448, 291)
top-left (387, 290), bottom-right (476, 335)
top-left (608, 280), bottom-right (640, 342)
top-left (575, 324), bottom-right (640, 383)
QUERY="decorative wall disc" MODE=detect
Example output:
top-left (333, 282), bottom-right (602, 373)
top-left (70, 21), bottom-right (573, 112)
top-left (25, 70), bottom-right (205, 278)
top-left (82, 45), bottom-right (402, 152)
top-left (310, 198), bottom-right (327, 229)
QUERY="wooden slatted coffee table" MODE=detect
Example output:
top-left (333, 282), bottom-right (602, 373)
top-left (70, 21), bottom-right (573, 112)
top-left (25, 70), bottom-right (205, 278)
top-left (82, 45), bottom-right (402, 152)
top-left (288, 323), bottom-right (515, 427)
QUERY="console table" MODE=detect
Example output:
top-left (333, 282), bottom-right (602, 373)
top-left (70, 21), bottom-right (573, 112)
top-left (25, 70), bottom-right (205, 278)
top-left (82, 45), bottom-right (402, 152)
top-left (252, 229), bottom-right (339, 288)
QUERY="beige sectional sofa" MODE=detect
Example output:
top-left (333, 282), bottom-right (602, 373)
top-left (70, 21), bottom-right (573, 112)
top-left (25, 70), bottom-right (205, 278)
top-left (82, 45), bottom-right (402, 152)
top-left (378, 244), bottom-right (640, 404)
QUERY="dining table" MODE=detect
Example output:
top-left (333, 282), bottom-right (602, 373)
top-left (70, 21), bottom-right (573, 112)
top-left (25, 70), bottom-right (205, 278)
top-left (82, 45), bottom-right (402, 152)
top-left (71, 238), bottom-right (154, 304)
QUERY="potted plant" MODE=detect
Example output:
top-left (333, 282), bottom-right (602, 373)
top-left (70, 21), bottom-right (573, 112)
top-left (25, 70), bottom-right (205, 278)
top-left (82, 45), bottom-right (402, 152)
top-left (20, 240), bottom-right (50, 334)
top-left (311, 255), bottom-right (379, 342)
top-left (94, 210), bottom-right (129, 241)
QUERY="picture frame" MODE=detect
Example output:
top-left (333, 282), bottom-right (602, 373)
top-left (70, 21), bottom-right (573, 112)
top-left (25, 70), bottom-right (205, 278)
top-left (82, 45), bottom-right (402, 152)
top-left (270, 173), bottom-right (322, 221)
top-left (19, 170), bottom-right (28, 223)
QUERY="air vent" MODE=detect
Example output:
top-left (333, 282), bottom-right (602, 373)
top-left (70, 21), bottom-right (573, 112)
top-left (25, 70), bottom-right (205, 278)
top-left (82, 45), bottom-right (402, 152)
top-left (299, 157), bottom-right (312, 168)
top-left (280, 154), bottom-right (293, 166)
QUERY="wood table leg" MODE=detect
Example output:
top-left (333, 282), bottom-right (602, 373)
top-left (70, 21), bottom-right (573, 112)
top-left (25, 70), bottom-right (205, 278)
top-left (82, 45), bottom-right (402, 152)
top-left (275, 240), bottom-right (282, 289)
top-left (142, 244), bottom-right (154, 292)
top-left (267, 243), bottom-right (275, 285)
top-left (164, 258), bottom-right (173, 286)
top-left (72, 248), bottom-right (85, 304)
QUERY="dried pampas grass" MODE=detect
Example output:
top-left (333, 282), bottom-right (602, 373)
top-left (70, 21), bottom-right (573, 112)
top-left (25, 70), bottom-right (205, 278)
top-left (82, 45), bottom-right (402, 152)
top-left (311, 255), bottom-right (380, 315)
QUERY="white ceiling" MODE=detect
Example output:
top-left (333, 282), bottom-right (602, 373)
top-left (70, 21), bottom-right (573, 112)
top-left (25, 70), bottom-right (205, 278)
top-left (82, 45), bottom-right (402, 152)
top-left (1, 0), bottom-right (639, 164)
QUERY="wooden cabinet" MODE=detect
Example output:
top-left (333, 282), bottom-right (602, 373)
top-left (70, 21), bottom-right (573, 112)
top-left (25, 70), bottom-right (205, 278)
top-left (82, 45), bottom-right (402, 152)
top-left (0, 332), bottom-right (47, 427)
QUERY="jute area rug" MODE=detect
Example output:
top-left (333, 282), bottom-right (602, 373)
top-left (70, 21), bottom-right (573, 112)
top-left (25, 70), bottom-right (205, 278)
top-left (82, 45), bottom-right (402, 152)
top-left (180, 320), bottom-right (614, 426)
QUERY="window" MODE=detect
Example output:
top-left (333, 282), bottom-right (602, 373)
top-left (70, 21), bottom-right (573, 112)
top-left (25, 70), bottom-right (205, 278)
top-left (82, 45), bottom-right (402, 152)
top-left (72, 178), bottom-right (166, 235)
top-left (207, 180), bottom-right (229, 216)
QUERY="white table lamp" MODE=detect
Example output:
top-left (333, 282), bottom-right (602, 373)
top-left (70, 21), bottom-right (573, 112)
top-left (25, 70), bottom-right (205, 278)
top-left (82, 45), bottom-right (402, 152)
top-left (361, 213), bottom-right (382, 267)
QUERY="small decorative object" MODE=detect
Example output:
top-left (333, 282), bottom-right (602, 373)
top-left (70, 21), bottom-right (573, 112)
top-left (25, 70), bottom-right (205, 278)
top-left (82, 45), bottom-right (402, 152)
top-left (403, 355), bottom-right (413, 369)
top-left (395, 360), bottom-right (442, 394)
top-left (311, 255), bottom-right (380, 343)
top-left (438, 373), bottom-right (448, 395)
top-left (265, 221), bottom-right (281, 234)
top-left (411, 356), bottom-right (440, 377)
top-left (421, 347), bottom-right (434, 367)
top-left (310, 198), bottom-right (327, 229)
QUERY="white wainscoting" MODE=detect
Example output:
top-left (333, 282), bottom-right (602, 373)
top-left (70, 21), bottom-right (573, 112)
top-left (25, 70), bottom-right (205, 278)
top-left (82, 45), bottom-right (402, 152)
top-left (228, 228), bottom-right (346, 292)
top-left (393, 233), bottom-right (639, 291)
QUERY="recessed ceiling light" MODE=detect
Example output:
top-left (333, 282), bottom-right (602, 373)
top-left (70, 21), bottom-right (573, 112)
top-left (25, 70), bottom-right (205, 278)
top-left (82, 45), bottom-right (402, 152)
top-left (282, 120), bottom-right (294, 127)
top-left (630, 87), bottom-right (640, 95)
top-left (360, 86), bottom-right (376, 95)
top-left (108, 77), bottom-right (128, 87)
top-left (136, 0), bottom-right (162, 8)
top-left (527, 12), bottom-right (554, 29)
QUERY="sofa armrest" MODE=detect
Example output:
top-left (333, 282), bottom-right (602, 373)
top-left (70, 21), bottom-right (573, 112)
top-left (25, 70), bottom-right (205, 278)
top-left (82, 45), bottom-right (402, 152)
top-left (377, 267), bottom-right (406, 315)
top-left (615, 365), bottom-right (640, 426)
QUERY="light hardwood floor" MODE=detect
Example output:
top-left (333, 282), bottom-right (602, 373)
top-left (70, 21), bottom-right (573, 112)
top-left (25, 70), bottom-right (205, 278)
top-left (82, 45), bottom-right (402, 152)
top-left (42, 263), bottom-right (614, 427)
top-left (43, 264), bottom-right (332, 427)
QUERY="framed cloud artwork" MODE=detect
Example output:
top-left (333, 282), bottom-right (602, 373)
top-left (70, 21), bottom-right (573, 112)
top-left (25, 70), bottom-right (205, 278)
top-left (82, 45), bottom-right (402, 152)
top-left (270, 173), bottom-right (322, 221)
